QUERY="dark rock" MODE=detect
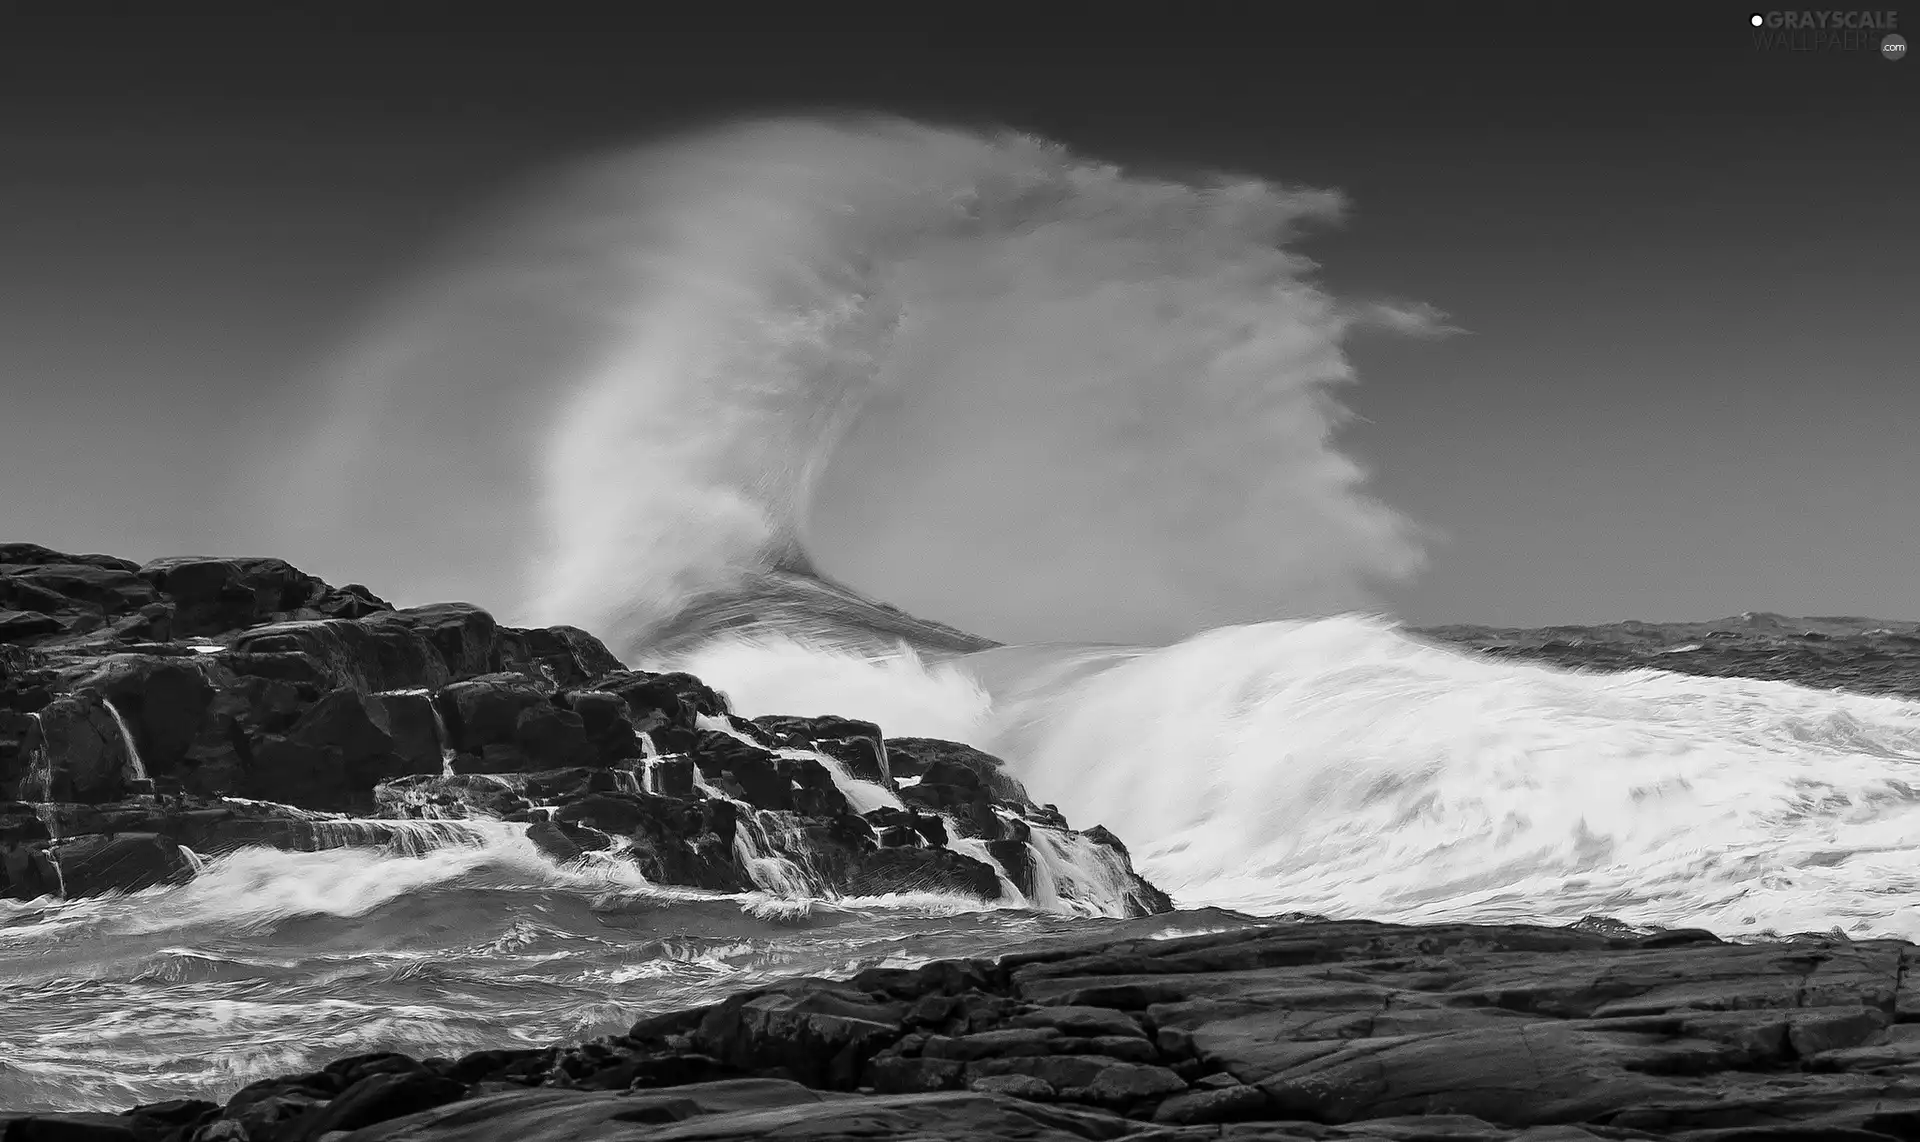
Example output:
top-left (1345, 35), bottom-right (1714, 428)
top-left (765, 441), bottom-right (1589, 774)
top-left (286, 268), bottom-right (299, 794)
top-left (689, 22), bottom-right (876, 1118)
top-left (507, 625), bottom-right (624, 688)
top-left (886, 737), bottom-right (1032, 805)
top-left (0, 609), bottom-right (65, 642)
top-left (695, 983), bottom-right (905, 1088)
top-left (520, 766), bottom-right (619, 804)
top-left (231, 618), bottom-right (442, 694)
top-left (49, 832), bottom-right (195, 896)
top-left (1011, 1006), bottom-right (1147, 1040)
top-left (22, 691), bottom-right (135, 802)
top-left (525, 818), bottom-right (584, 864)
top-left (1081, 1061), bottom-right (1186, 1107)
top-left (591, 669), bottom-right (730, 734)
top-left (0, 545), bottom-right (1176, 919)
top-left (923, 1027), bottom-right (1063, 1060)
top-left (365, 689), bottom-right (447, 776)
top-left (866, 1053), bottom-right (966, 1093)
top-left (124, 1097), bottom-right (220, 1137)
top-left (970, 1073), bottom-right (1056, 1100)
top-left (73, 655), bottom-right (215, 780)
top-left (321, 1051), bottom-right (427, 1085)
top-left (280, 1069), bottom-right (468, 1139)
top-left (554, 793), bottom-right (746, 891)
top-left (139, 556), bottom-right (294, 635)
top-left (753, 715), bottom-right (892, 786)
top-left (623, 1053), bottom-right (752, 1089)
top-left (393, 603), bottom-right (498, 677)
top-left (314, 582), bottom-right (392, 620)
top-left (441, 1047), bottom-right (557, 1086)
top-left (1153, 1083), bottom-right (1272, 1124)
top-left (649, 756), bottom-right (696, 798)
top-left (565, 690), bottom-right (643, 763)
top-left (247, 687), bottom-right (432, 811)
top-left (437, 674), bottom-right (547, 752)
top-left (0, 1113), bottom-right (141, 1140)
top-left (2, 562), bottom-right (157, 615)
top-left (965, 1053), bottom-right (1128, 1090)
top-left (844, 845), bottom-right (1004, 902)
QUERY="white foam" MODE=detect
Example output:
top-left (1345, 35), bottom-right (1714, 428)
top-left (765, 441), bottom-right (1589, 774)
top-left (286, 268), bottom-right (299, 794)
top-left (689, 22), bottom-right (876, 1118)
top-left (687, 614), bottom-right (1920, 937)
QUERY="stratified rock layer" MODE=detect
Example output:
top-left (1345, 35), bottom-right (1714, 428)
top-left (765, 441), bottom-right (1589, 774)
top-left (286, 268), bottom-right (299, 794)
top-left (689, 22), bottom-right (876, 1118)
top-left (10, 917), bottom-right (1920, 1140)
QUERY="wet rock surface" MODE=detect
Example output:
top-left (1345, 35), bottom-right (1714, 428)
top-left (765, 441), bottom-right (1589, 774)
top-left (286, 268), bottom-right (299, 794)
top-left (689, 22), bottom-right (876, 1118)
top-left (11, 917), bottom-right (1920, 1139)
top-left (0, 546), bottom-right (1167, 914)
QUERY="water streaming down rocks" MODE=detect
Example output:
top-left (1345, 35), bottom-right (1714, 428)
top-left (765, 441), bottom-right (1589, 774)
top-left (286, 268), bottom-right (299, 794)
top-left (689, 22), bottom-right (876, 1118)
top-left (0, 544), bottom-right (1168, 914)
top-left (103, 697), bottom-right (150, 788)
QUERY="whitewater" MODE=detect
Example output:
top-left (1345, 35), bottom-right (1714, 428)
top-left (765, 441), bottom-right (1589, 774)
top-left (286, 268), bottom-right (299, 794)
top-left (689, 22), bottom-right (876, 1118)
top-left (9, 115), bottom-right (1920, 1110)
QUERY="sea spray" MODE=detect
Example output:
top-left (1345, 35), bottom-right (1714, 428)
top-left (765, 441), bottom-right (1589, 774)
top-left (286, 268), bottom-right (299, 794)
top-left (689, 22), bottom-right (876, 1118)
top-left (983, 617), bottom-right (1920, 933)
top-left (280, 118), bottom-right (1434, 652)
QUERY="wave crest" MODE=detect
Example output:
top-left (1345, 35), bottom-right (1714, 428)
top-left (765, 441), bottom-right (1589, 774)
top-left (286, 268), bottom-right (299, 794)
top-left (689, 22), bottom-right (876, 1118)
top-left (289, 117), bottom-right (1434, 652)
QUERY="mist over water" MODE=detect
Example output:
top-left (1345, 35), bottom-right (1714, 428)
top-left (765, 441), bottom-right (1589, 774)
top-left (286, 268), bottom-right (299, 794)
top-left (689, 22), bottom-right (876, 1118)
top-left (13, 114), bottom-right (1920, 1112)
top-left (278, 115), bottom-right (1920, 938)
top-left (280, 117), bottom-right (1432, 648)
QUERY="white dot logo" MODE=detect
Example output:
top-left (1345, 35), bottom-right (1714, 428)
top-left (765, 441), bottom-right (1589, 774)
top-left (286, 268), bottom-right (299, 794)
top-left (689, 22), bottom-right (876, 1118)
top-left (1750, 13), bottom-right (1764, 26)
top-left (1885, 33), bottom-right (1908, 60)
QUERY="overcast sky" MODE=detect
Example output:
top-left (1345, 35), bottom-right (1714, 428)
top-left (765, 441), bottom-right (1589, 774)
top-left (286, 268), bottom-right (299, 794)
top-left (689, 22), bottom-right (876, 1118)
top-left (2, 3), bottom-right (1914, 628)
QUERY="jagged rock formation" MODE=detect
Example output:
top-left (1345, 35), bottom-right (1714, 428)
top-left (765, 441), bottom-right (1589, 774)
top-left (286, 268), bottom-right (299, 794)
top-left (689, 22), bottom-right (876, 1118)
top-left (10, 916), bottom-right (1920, 1140)
top-left (0, 544), bottom-right (1168, 914)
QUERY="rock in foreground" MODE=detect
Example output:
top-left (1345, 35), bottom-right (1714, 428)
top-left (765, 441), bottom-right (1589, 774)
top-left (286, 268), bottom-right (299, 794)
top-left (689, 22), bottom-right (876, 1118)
top-left (9, 916), bottom-right (1920, 1140)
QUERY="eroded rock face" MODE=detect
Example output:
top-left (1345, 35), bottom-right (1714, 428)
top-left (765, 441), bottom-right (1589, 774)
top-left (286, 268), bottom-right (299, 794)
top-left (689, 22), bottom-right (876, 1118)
top-left (0, 546), bottom-right (1170, 913)
top-left (18, 919), bottom-right (1920, 1141)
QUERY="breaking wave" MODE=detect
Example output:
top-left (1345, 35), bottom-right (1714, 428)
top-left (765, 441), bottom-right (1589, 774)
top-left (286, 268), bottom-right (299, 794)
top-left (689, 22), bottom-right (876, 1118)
top-left (279, 116), bottom-right (1920, 940)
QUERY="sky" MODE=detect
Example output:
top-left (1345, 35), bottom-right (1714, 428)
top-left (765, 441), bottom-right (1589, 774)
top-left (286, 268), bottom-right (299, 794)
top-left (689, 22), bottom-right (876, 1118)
top-left (1, 3), bottom-right (1915, 631)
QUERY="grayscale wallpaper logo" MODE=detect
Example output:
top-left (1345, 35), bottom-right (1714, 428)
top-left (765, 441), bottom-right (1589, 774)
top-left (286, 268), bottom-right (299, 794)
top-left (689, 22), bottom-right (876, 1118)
top-left (1749, 10), bottom-right (1907, 57)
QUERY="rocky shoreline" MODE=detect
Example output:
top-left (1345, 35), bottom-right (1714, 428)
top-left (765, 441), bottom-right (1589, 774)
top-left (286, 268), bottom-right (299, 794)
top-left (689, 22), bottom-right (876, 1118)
top-left (0, 543), bottom-right (1166, 914)
top-left (7, 916), bottom-right (1920, 1140)
top-left (11, 544), bottom-right (1920, 1140)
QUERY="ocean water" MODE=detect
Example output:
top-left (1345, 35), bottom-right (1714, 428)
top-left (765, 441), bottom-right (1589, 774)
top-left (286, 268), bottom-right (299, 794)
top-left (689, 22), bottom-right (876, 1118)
top-left (9, 117), bottom-right (1920, 1111)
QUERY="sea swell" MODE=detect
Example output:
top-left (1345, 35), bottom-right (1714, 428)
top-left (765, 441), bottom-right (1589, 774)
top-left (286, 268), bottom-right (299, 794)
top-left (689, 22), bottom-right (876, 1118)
top-left (7, 114), bottom-right (1920, 1117)
top-left (272, 114), bottom-right (1920, 940)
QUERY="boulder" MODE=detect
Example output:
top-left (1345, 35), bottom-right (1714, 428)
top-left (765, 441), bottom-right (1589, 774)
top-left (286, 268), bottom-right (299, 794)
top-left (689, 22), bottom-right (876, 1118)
top-left (553, 792), bottom-right (747, 892)
top-left (23, 691), bottom-right (137, 802)
top-left (0, 609), bottom-right (66, 643)
top-left (137, 555), bottom-right (337, 635)
top-left (245, 688), bottom-right (435, 811)
top-left (844, 846), bottom-right (1005, 902)
top-left (48, 831), bottom-right (196, 896)
top-left (754, 715), bottom-right (892, 786)
top-left (695, 983), bottom-right (906, 1088)
top-left (376, 603), bottom-right (498, 679)
top-left (231, 618), bottom-right (438, 694)
top-left (564, 690), bottom-right (643, 763)
top-left (365, 689), bottom-right (448, 775)
top-left (591, 670), bottom-right (729, 733)
top-left (504, 625), bottom-right (624, 688)
top-left (73, 654), bottom-right (216, 780)
top-left (0, 561), bottom-right (157, 615)
top-left (887, 738), bottom-right (1031, 805)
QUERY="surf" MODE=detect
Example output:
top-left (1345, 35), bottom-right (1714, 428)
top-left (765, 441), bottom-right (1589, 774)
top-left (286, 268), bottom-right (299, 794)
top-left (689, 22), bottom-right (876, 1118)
top-left (272, 114), bottom-right (1920, 941)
